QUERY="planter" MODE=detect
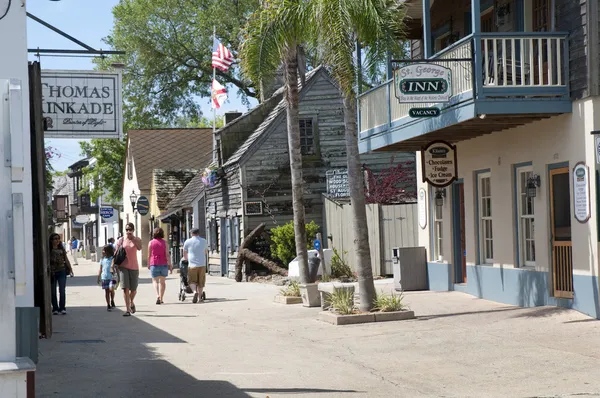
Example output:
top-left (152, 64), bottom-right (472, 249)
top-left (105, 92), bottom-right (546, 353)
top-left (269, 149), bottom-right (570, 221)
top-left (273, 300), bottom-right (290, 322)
top-left (318, 310), bottom-right (416, 325)
top-left (318, 311), bottom-right (375, 325)
top-left (299, 283), bottom-right (321, 307)
top-left (374, 310), bottom-right (415, 322)
top-left (273, 295), bottom-right (303, 305)
top-left (317, 283), bottom-right (355, 311)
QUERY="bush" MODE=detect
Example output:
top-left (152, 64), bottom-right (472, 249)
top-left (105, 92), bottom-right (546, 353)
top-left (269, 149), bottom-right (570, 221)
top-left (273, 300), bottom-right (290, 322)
top-left (330, 248), bottom-right (353, 279)
top-left (329, 286), bottom-right (355, 315)
top-left (373, 290), bottom-right (406, 312)
top-left (280, 281), bottom-right (301, 297)
top-left (270, 220), bottom-right (320, 267)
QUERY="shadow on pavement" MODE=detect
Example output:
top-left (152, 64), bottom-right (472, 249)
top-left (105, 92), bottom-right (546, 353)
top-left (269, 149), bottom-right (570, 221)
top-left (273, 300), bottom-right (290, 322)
top-left (510, 306), bottom-right (572, 319)
top-left (416, 306), bottom-right (522, 320)
top-left (37, 306), bottom-right (251, 398)
top-left (243, 388), bottom-right (359, 394)
top-left (66, 274), bottom-right (154, 288)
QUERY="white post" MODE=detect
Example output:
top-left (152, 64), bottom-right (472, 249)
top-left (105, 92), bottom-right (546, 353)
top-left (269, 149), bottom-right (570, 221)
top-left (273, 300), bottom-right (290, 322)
top-left (212, 26), bottom-right (218, 164)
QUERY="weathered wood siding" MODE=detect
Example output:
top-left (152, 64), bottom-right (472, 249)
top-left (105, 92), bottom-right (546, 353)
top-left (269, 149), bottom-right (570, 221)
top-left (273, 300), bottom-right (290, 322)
top-left (556, 0), bottom-right (588, 99)
top-left (242, 72), bottom-right (415, 237)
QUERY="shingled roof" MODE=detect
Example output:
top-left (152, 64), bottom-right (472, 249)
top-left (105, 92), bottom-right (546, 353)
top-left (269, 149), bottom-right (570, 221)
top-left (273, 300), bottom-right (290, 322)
top-left (152, 169), bottom-right (198, 210)
top-left (165, 173), bottom-right (205, 211)
top-left (126, 128), bottom-right (212, 192)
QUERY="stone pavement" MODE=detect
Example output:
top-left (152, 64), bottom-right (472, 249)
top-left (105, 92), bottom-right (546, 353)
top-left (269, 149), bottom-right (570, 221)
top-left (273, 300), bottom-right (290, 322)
top-left (36, 257), bottom-right (600, 398)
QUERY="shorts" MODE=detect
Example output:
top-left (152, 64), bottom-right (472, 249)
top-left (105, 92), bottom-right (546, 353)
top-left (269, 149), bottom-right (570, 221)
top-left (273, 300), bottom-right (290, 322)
top-left (188, 266), bottom-right (206, 288)
top-left (120, 268), bottom-right (140, 291)
top-left (150, 265), bottom-right (168, 278)
top-left (101, 279), bottom-right (117, 290)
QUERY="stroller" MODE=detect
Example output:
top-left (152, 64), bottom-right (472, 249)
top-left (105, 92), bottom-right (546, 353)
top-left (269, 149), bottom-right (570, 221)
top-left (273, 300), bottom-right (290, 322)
top-left (178, 259), bottom-right (206, 302)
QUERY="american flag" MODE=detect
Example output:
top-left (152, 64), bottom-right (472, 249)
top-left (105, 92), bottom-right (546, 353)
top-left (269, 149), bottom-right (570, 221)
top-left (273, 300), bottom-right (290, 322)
top-left (211, 79), bottom-right (228, 109)
top-left (212, 38), bottom-right (234, 72)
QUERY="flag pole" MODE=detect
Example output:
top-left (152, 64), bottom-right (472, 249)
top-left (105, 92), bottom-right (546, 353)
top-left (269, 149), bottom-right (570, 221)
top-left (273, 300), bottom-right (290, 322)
top-left (212, 25), bottom-right (217, 164)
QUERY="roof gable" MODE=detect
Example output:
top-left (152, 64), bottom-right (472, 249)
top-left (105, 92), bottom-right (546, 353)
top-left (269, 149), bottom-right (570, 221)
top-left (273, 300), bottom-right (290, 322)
top-left (166, 172), bottom-right (205, 210)
top-left (152, 169), bottom-right (198, 210)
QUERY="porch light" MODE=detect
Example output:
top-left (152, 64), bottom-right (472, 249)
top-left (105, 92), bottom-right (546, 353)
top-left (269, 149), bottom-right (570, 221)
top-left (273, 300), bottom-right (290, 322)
top-left (526, 175), bottom-right (541, 198)
top-left (129, 191), bottom-right (138, 212)
top-left (435, 189), bottom-right (446, 207)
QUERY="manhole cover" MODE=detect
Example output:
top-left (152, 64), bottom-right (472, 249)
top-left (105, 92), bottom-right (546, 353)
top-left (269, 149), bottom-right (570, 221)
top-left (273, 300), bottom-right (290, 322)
top-left (60, 339), bottom-right (105, 344)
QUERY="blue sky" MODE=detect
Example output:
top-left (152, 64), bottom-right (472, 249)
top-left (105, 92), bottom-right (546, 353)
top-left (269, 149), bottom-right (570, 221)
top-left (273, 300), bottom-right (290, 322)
top-left (29, 0), bottom-right (254, 171)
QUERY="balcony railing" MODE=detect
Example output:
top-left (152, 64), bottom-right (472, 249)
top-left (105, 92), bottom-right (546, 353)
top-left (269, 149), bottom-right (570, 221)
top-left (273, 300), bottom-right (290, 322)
top-left (358, 32), bottom-right (570, 135)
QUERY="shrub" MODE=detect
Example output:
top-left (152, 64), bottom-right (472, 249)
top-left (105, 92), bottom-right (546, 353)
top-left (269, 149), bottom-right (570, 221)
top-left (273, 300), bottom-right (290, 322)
top-left (280, 281), bottom-right (301, 297)
top-left (270, 220), bottom-right (320, 267)
top-left (373, 290), bottom-right (406, 312)
top-left (330, 248), bottom-right (353, 279)
top-left (329, 286), bottom-right (355, 315)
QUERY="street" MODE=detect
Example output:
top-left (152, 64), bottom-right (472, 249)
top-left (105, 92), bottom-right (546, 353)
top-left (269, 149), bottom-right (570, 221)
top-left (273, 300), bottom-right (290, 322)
top-left (36, 258), bottom-right (600, 398)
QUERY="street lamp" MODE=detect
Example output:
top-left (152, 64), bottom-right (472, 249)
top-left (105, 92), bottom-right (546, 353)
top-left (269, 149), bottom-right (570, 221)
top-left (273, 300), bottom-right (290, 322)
top-left (129, 190), bottom-right (138, 212)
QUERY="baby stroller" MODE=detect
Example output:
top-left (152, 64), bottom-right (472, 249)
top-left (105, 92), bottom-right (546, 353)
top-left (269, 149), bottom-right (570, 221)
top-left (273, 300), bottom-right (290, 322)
top-left (178, 259), bottom-right (206, 302)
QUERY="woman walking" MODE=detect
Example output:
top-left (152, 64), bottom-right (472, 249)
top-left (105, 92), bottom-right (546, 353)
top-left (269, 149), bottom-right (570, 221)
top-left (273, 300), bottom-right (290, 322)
top-left (117, 222), bottom-right (142, 316)
top-left (49, 233), bottom-right (73, 315)
top-left (148, 227), bottom-right (172, 304)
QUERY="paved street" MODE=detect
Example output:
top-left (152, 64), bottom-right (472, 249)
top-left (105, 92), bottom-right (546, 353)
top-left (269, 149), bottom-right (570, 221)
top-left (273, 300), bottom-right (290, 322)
top-left (36, 258), bottom-right (600, 398)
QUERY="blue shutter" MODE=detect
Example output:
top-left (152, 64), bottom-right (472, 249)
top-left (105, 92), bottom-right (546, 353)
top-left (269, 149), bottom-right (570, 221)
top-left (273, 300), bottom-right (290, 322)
top-left (233, 217), bottom-right (240, 252)
top-left (205, 219), bottom-right (211, 251)
top-left (226, 218), bottom-right (232, 253)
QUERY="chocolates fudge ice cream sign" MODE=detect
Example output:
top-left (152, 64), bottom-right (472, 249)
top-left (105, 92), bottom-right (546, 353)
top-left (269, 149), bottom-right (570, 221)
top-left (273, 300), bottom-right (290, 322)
top-left (421, 140), bottom-right (458, 188)
top-left (41, 70), bottom-right (122, 139)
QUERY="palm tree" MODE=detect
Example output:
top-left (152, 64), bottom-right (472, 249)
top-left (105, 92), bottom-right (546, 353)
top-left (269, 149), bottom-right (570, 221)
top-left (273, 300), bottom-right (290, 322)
top-left (310, 0), bottom-right (406, 311)
top-left (240, 0), bottom-right (313, 284)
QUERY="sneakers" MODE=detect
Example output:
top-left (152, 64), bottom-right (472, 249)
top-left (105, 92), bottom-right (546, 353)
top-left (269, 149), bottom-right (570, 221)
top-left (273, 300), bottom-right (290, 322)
top-left (111, 300), bottom-right (116, 308)
top-left (52, 310), bottom-right (59, 315)
top-left (193, 293), bottom-right (198, 303)
top-left (60, 310), bottom-right (67, 315)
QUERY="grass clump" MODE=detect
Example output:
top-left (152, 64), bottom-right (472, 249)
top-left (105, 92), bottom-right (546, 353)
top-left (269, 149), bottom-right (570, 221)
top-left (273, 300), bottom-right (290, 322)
top-left (329, 286), bottom-right (355, 315)
top-left (279, 281), bottom-right (301, 297)
top-left (373, 290), bottom-right (406, 312)
top-left (330, 248), bottom-right (353, 279)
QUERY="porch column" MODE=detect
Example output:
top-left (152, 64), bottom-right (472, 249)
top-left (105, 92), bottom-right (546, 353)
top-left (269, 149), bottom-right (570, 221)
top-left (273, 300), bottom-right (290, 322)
top-left (471, 0), bottom-right (483, 98)
top-left (422, 0), bottom-right (431, 58)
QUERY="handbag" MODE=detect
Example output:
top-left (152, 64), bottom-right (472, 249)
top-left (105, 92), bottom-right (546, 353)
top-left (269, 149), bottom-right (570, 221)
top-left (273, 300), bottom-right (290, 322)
top-left (114, 238), bottom-right (127, 266)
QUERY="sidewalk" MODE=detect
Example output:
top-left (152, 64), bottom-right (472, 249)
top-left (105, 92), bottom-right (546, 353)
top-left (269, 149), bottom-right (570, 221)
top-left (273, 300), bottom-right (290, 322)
top-left (36, 257), bottom-right (600, 398)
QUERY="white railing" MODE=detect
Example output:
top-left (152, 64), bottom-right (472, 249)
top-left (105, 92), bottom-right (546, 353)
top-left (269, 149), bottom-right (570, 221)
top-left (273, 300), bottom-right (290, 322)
top-left (481, 33), bottom-right (568, 88)
top-left (359, 83), bottom-right (389, 133)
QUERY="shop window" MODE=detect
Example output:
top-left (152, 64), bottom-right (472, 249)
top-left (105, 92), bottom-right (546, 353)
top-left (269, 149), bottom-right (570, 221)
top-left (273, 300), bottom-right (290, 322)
top-left (432, 191), bottom-right (443, 261)
top-left (477, 172), bottom-right (493, 263)
top-left (517, 166), bottom-right (535, 266)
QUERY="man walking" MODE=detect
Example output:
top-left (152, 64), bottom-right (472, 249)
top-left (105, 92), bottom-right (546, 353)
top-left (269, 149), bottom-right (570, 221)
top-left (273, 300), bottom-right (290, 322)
top-left (183, 228), bottom-right (208, 303)
top-left (70, 237), bottom-right (79, 265)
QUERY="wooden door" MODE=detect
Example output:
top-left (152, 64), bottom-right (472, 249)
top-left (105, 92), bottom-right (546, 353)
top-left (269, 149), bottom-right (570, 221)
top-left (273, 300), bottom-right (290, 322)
top-left (452, 182), bottom-right (467, 283)
top-left (549, 167), bottom-right (573, 299)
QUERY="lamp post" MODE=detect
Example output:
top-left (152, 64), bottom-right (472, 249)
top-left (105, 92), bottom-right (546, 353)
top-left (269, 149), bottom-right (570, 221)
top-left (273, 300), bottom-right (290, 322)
top-left (130, 190), bottom-right (138, 225)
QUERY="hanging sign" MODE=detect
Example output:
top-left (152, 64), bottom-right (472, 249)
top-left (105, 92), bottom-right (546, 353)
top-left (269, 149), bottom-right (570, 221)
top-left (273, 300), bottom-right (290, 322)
top-left (394, 64), bottom-right (452, 103)
top-left (409, 107), bottom-right (440, 118)
top-left (418, 188), bottom-right (427, 229)
top-left (41, 70), bottom-right (123, 139)
top-left (99, 206), bottom-right (116, 221)
top-left (595, 135), bottom-right (600, 165)
top-left (573, 162), bottom-right (590, 223)
top-left (421, 140), bottom-right (458, 188)
top-left (136, 196), bottom-right (150, 216)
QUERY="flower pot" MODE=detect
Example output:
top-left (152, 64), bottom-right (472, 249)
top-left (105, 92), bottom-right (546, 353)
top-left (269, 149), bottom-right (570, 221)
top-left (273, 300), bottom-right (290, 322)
top-left (299, 283), bottom-right (321, 307)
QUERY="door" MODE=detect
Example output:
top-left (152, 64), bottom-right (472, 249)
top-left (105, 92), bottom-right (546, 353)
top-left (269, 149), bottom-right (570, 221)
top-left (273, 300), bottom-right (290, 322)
top-left (549, 167), bottom-right (573, 298)
top-left (220, 217), bottom-right (228, 276)
top-left (452, 182), bottom-right (467, 283)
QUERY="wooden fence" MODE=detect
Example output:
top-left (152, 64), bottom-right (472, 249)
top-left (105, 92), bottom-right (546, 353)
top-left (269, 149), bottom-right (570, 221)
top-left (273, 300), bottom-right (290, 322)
top-left (323, 196), bottom-right (418, 277)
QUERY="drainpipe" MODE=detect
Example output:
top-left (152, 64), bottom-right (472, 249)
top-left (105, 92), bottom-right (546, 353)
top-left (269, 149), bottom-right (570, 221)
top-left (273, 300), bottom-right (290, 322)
top-left (422, 0), bottom-right (431, 58)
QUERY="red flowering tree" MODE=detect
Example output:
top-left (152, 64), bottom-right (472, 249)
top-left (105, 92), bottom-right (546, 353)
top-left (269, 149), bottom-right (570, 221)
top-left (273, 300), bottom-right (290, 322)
top-left (364, 159), bottom-right (417, 204)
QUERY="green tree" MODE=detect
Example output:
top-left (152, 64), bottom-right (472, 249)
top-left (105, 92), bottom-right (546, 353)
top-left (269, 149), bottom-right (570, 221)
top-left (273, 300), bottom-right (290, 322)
top-left (96, 0), bottom-right (260, 125)
top-left (240, 0), bottom-right (313, 284)
top-left (310, 0), bottom-right (406, 311)
top-left (79, 139), bottom-right (127, 204)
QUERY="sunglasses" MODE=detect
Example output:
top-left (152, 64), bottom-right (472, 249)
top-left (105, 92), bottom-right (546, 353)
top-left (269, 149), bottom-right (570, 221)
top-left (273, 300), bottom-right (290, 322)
top-left (126, 229), bottom-right (133, 232)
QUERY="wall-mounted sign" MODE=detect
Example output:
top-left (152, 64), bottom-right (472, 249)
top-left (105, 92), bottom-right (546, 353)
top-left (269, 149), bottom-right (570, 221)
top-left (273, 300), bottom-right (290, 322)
top-left (99, 206), bottom-right (116, 221)
top-left (136, 196), bottom-right (150, 216)
top-left (409, 107), bottom-right (440, 118)
top-left (394, 64), bottom-right (452, 103)
top-left (75, 215), bottom-right (91, 224)
top-left (418, 188), bottom-right (427, 229)
top-left (244, 201), bottom-right (263, 216)
top-left (421, 140), bottom-right (458, 188)
top-left (41, 70), bottom-right (123, 139)
top-left (573, 162), bottom-right (590, 223)
top-left (326, 168), bottom-right (350, 198)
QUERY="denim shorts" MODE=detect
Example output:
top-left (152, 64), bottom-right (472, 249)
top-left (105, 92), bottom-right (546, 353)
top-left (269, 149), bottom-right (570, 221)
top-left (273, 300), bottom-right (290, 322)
top-left (150, 265), bottom-right (168, 278)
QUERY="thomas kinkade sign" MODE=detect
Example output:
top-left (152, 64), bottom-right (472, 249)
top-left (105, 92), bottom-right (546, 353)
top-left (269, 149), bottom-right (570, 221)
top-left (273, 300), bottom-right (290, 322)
top-left (421, 140), bottom-right (458, 188)
top-left (573, 162), bottom-right (590, 223)
top-left (41, 70), bottom-right (123, 139)
top-left (394, 64), bottom-right (452, 103)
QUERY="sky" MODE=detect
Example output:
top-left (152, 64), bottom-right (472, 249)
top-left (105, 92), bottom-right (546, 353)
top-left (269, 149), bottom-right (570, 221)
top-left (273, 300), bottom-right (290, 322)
top-left (28, 0), bottom-right (255, 171)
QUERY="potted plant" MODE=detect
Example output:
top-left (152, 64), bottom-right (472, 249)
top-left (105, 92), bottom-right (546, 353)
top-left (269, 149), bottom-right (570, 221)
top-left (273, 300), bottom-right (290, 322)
top-left (274, 281), bottom-right (303, 304)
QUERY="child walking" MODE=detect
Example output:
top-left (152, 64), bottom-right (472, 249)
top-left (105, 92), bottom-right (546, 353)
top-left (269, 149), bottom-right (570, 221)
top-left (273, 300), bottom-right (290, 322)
top-left (98, 244), bottom-right (117, 311)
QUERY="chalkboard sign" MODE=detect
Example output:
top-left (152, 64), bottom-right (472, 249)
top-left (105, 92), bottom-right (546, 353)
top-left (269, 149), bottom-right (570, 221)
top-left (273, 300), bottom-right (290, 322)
top-left (326, 169), bottom-right (350, 198)
top-left (244, 201), bottom-right (263, 216)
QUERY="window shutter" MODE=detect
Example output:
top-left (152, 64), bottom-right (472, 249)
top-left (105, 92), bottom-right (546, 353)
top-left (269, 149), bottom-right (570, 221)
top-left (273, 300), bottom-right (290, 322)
top-left (226, 218), bottom-right (232, 253)
top-left (233, 217), bottom-right (240, 252)
top-left (205, 219), bottom-right (211, 250)
top-left (210, 219), bottom-right (218, 251)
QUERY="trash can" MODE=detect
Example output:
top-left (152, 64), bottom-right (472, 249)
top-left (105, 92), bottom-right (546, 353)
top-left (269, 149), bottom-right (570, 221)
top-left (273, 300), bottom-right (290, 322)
top-left (308, 253), bottom-right (321, 282)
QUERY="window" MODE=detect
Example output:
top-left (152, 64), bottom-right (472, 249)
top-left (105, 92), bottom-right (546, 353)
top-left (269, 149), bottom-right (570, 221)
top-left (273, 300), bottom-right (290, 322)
top-left (517, 167), bottom-right (535, 266)
top-left (299, 119), bottom-right (315, 155)
top-left (478, 172), bottom-right (493, 263)
top-left (127, 157), bottom-right (133, 180)
top-left (433, 199), bottom-right (443, 260)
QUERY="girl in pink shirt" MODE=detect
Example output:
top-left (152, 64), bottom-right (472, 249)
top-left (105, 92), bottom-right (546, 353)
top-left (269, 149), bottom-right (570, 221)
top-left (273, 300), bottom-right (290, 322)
top-left (148, 227), bottom-right (172, 304)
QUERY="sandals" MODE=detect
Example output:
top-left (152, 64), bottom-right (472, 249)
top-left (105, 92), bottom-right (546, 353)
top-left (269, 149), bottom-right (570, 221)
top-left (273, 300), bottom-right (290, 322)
top-left (123, 311), bottom-right (131, 317)
top-left (156, 298), bottom-right (161, 305)
top-left (131, 304), bottom-right (136, 314)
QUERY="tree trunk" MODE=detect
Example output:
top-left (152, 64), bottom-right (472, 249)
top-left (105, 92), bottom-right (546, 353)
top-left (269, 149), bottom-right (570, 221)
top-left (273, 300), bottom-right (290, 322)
top-left (235, 223), bottom-right (267, 282)
top-left (239, 249), bottom-right (288, 277)
top-left (343, 92), bottom-right (376, 312)
top-left (283, 46), bottom-right (310, 284)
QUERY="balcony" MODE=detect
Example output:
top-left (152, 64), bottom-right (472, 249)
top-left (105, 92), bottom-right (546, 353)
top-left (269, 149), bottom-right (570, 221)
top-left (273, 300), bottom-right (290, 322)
top-left (358, 32), bottom-right (571, 152)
